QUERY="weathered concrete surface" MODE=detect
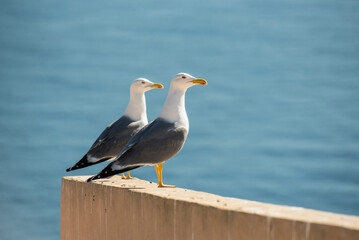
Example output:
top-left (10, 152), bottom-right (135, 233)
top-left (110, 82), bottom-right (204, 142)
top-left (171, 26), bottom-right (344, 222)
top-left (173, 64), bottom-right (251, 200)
top-left (61, 176), bottom-right (359, 240)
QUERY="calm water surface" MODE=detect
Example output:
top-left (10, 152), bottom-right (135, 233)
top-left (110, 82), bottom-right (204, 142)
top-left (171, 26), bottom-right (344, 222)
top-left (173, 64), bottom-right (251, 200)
top-left (1, 0), bottom-right (359, 239)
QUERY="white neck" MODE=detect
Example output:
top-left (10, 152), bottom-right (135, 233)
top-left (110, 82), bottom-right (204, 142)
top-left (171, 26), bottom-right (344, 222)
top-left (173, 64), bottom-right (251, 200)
top-left (159, 85), bottom-right (189, 130)
top-left (124, 91), bottom-right (148, 123)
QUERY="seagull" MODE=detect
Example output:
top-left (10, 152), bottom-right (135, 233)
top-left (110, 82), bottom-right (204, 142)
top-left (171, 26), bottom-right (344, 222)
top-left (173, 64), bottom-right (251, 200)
top-left (87, 73), bottom-right (207, 187)
top-left (66, 78), bottom-right (163, 179)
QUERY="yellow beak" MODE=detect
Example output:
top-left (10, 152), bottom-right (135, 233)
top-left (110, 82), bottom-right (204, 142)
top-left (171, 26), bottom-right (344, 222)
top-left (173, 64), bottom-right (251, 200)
top-left (190, 78), bottom-right (207, 85)
top-left (149, 83), bottom-right (164, 89)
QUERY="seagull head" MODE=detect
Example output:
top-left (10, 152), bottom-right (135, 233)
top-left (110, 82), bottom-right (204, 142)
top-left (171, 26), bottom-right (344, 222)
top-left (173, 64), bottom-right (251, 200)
top-left (170, 73), bottom-right (207, 90)
top-left (130, 78), bottom-right (164, 93)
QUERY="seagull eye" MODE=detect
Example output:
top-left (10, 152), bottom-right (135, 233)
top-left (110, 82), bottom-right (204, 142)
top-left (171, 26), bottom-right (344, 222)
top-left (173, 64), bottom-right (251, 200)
top-left (141, 81), bottom-right (145, 84)
top-left (181, 76), bottom-right (186, 79)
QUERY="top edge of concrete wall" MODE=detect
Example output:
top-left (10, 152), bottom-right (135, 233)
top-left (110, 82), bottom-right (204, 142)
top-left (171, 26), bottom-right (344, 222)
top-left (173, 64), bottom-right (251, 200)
top-left (63, 175), bottom-right (359, 231)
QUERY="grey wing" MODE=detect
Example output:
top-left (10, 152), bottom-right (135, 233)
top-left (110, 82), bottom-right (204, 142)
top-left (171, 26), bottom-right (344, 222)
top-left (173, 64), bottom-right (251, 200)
top-left (116, 119), bottom-right (156, 156)
top-left (89, 116), bottom-right (129, 149)
top-left (87, 116), bottom-right (144, 159)
top-left (111, 118), bottom-right (188, 170)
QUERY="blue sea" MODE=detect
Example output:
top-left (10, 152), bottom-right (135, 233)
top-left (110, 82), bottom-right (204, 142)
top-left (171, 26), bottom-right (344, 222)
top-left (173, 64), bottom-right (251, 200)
top-left (1, 0), bottom-right (358, 239)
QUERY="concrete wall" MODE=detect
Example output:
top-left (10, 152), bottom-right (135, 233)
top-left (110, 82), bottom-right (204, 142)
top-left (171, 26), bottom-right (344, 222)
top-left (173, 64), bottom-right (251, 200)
top-left (61, 176), bottom-right (359, 240)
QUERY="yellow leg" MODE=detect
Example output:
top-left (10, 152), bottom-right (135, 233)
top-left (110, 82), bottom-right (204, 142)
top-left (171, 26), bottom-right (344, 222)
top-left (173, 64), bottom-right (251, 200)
top-left (155, 164), bottom-right (160, 182)
top-left (121, 173), bottom-right (126, 179)
top-left (154, 164), bottom-right (162, 185)
top-left (155, 163), bottom-right (175, 188)
top-left (125, 171), bottom-right (134, 179)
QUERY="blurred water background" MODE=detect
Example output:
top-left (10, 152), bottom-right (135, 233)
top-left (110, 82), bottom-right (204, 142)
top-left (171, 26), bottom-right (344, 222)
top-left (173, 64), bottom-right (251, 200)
top-left (1, 0), bottom-right (359, 239)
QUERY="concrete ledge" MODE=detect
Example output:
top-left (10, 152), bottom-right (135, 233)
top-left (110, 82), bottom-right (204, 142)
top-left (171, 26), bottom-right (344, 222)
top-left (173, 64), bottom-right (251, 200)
top-left (61, 176), bottom-right (359, 240)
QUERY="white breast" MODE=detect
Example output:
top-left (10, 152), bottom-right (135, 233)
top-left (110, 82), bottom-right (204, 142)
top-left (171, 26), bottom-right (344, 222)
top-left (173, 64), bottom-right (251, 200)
top-left (159, 87), bottom-right (189, 131)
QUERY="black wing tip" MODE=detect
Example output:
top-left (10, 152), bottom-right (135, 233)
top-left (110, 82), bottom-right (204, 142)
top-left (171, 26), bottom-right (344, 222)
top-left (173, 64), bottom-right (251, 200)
top-left (86, 166), bottom-right (140, 183)
top-left (87, 168), bottom-right (112, 182)
top-left (86, 176), bottom-right (95, 182)
top-left (87, 173), bottom-right (103, 182)
top-left (65, 163), bottom-right (82, 172)
top-left (66, 154), bottom-right (88, 172)
top-left (66, 155), bottom-right (113, 173)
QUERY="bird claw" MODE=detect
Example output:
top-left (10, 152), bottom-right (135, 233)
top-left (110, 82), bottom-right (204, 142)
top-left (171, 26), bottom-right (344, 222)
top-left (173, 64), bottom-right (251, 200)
top-left (158, 183), bottom-right (176, 188)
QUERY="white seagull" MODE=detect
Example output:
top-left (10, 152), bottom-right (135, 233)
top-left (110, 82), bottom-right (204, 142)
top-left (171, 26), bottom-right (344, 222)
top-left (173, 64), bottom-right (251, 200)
top-left (66, 78), bottom-right (163, 179)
